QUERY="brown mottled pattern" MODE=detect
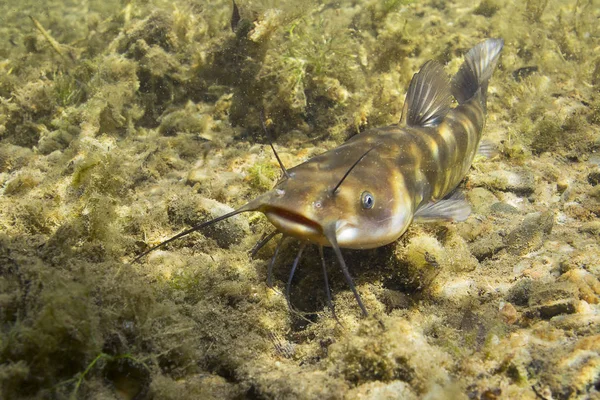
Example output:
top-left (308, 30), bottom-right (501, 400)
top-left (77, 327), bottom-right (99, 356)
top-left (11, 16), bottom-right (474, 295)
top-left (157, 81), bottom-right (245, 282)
top-left (336, 95), bottom-right (486, 214)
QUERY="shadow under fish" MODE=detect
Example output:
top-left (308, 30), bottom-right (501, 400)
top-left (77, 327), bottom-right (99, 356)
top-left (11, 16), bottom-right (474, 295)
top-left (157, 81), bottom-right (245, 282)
top-left (132, 39), bottom-right (504, 317)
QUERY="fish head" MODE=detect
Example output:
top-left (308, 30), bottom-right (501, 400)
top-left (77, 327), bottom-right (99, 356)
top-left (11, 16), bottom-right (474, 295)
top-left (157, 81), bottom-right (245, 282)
top-left (252, 144), bottom-right (413, 249)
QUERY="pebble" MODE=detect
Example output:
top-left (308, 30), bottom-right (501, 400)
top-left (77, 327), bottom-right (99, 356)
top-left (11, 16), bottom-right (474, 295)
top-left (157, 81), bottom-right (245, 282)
top-left (469, 232), bottom-right (505, 261)
top-left (506, 279), bottom-right (532, 306)
top-left (499, 302), bottom-right (519, 324)
top-left (525, 281), bottom-right (578, 320)
top-left (489, 202), bottom-right (519, 215)
top-left (197, 198), bottom-right (250, 248)
top-left (579, 221), bottom-right (600, 235)
top-left (467, 187), bottom-right (499, 214)
top-left (187, 168), bottom-right (210, 185)
top-left (587, 169), bottom-right (600, 186)
top-left (556, 179), bottom-right (569, 193)
top-left (588, 185), bottom-right (600, 199)
top-left (504, 211), bottom-right (554, 255)
top-left (559, 269), bottom-right (600, 304)
top-left (481, 168), bottom-right (536, 195)
top-left (347, 381), bottom-right (416, 400)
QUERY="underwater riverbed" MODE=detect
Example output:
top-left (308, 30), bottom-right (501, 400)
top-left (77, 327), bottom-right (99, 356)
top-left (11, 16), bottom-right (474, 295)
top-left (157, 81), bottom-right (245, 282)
top-left (1, 0), bottom-right (599, 399)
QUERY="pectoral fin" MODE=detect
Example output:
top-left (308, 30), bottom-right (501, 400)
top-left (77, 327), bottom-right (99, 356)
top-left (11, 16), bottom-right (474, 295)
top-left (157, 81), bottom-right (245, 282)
top-left (414, 197), bottom-right (471, 222)
top-left (477, 139), bottom-right (499, 159)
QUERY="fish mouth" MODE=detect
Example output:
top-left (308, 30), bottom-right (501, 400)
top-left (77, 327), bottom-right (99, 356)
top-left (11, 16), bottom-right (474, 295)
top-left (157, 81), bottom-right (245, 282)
top-left (263, 207), bottom-right (326, 243)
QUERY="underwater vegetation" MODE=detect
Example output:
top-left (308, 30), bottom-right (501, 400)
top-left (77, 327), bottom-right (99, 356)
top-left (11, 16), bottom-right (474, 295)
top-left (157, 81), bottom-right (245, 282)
top-left (0, 0), bottom-right (599, 399)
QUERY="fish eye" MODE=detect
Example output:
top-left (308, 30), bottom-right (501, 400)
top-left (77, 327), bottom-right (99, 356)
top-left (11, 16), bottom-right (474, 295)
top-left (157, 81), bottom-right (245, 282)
top-left (361, 191), bottom-right (374, 209)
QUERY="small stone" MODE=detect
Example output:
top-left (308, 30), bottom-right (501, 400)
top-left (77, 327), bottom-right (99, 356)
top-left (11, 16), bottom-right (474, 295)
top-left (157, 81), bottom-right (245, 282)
top-left (197, 198), bottom-right (250, 248)
top-left (467, 187), bottom-right (499, 214)
top-left (473, 0), bottom-right (501, 17)
top-left (506, 279), bottom-right (533, 306)
top-left (484, 168), bottom-right (536, 195)
top-left (504, 211), bottom-right (554, 255)
top-left (531, 299), bottom-right (577, 319)
top-left (167, 196), bottom-right (249, 248)
top-left (469, 232), bottom-right (505, 261)
top-left (579, 221), bottom-right (600, 235)
top-left (186, 168), bottom-right (210, 186)
top-left (526, 281), bottom-right (578, 320)
top-left (347, 381), bottom-right (417, 400)
top-left (489, 202), bottom-right (519, 215)
top-left (588, 185), bottom-right (600, 199)
top-left (559, 269), bottom-right (600, 304)
top-left (556, 179), bottom-right (569, 193)
top-left (380, 289), bottom-right (411, 312)
top-left (588, 169), bottom-right (600, 186)
top-left (499, 302), bottom-right (518, 324)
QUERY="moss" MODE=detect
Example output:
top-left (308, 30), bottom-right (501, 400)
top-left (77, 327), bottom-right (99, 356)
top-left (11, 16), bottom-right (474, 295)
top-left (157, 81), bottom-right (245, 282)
top-left (246, 161), bottom-right (278, 192)
top-left (474, 0), bottom-right (501, 18)
top-left (529, 113), bottom-right (594, 157)
top-left (149, 373), bottom-right (243, 400)
top-left (393, 234), bottom-right (445, 293)
top-left (524, 0), bottom-right (548, 23)
top-left (158, 101), bottom-right (214, 137)
top-left (529, 116), bottom-right (562, 155)
top-left (70, 142), bottom-right (132, 198)
top-left (0, 144), bottom-right (32, 173)
top-left (16, 199), bottom-right (59, 235)
top-left (588, 100), bottom-right (600, 125)
top-left (52, 71), bottom-right (87, 108)
top-left (592, 58), bottom-right (600, 88)
top-left (3, 170), bottom-right (42, 196)
top-left (1, 276), bottom-right (103, 395)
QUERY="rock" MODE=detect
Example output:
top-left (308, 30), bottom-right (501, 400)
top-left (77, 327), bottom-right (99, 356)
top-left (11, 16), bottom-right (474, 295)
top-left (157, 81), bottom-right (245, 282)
top-left (489, 202), bottom-right (519, 215)
top-left (551, 314), bottom-right (600, 335)
top-left (474, 0), bottom-right (501, 17)
top-left (197, 198), bottom-right (250, 248)
top-left (347, 381), bottom-right (417, 400)
top-left (588, 185), bottom-right (600, 200)
top-left (579, 221), bottom-right (600, 235)
top-left (380, 289), bottom-right (411, 312)
top-left (395, 234), bottom-right (445, 292)
top-left (506, 279), bottom-right (533, 306)
top-left (467, 187), bottom-right (499, 214)
top-left (187, 168), bottom-right (210, 186)
top-left (167, 196), bottom-right (249, 248)
top-left (587, 169), bottom-right (600, 186)
top-left (556, 179), bottom-right (569, 193)
top-left (499, 302), bottom-right (519, 324)
top-left (469, 232), bottom-right (505, 261)
top-left (559, 269), bottom-right (600, 304)
top-left (481, 168), bottom-right (536, 195)
top-left (504, 211), bottom-right (554, 255)
top-left (525, 281), bottom-right (578, 320)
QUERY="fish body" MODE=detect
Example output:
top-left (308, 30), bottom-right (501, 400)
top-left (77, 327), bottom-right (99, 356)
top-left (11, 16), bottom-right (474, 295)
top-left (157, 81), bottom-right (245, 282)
top-left (134, 39), bottom-right (504, 315)
top-left (250, 39), bottom-right (503, 250)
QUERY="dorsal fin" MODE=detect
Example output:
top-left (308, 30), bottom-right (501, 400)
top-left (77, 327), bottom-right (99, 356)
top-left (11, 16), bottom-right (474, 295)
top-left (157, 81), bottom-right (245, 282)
top-left (451, 38), bottom-right (504, 106)
top-left (400, 60), bottom-right (452, 127)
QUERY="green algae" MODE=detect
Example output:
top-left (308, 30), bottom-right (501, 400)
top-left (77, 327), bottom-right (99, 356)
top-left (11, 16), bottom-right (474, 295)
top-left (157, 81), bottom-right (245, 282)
top-left (1, 0), bottom-right (600, 399)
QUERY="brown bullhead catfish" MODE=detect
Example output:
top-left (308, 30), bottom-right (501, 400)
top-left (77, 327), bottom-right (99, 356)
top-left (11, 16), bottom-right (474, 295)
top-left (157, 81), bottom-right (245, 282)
top-left (133, 38), bottom-right (504, 316)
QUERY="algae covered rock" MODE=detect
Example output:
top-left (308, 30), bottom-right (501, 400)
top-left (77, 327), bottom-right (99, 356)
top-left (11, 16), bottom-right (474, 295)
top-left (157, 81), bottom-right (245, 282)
top-left (504, 211), bottom-right (554, 255)
top-left (167, 195), bottom-right (250, 249)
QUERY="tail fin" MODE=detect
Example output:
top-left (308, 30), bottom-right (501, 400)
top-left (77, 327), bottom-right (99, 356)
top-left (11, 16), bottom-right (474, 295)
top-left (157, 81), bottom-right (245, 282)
top-left (451, 38), bottom-right (504, 107)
